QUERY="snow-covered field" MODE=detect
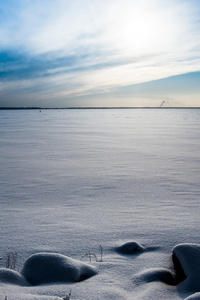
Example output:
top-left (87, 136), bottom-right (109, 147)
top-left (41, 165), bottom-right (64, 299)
top-left (0, 108), bottom-right (200, 300)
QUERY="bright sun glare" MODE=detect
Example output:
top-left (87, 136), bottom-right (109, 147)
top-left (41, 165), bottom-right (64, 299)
top-left (110, 1), bottom-right (170, 56)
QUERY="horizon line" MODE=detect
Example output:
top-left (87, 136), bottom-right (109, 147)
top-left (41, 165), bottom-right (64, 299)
top-left (0, 107), bottom-right (200, 110)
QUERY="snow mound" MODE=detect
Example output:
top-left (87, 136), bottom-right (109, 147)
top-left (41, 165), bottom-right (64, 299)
top-left (172, 243), bottom-right (200, 292)
top-left (185, 293), bottom-right (200, 300)
top-left (134, 268), bottom-right (176, 285)
top-left (0, 268), bottom-right (26, 285)
top-left (21, 252), bottom-right (97, 285)
top-left (115, 241), bottom-right (145, 255)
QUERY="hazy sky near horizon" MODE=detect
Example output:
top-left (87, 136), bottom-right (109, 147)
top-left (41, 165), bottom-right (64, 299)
top-left (0, 0), bottom-right (200, 107)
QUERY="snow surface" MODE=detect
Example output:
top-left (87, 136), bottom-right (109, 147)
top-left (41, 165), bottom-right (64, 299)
top-left (0, 108), bottom-right (200, 299)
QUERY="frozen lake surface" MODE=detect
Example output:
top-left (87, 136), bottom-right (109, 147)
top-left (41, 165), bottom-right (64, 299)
top-left (0, 108), bottom-right (200, 299)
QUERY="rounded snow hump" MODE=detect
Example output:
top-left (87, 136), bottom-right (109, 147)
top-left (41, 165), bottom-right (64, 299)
top-left (172, 243), bottom-right (200, 292)
top-left (115, 241), bottom-right (145, 255)
top-left (0, 268), bottom-right (27, 285)
top-left (21, 252), bottom-right (97, 285)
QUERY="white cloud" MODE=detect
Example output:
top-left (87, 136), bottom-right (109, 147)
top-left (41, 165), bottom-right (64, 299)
top-left (2, 0), bottom-right (199, 55)
top-left (0, 0), bottom-right (200, 106)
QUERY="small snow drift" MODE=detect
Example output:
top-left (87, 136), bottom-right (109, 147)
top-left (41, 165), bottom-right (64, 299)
top-left (0, 268), bottom-right (26, 285)
top-left (172, 243), bottom-right (200, 292)
top-left (185, 293), bottom-right (200, 299)
top-left (21, 252), bottom-right (97, 285)
top-left (134, 268), bottom-right (176, 286)
top-left (115, 241), bottom-right (145, 255)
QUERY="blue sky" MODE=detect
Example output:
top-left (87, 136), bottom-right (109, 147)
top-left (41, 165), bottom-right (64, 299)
top-left (0, 0), bottom-right (200, 107)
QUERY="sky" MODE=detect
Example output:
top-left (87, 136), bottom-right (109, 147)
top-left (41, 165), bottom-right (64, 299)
top-left (0, 0), bottom-right (200, 108)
